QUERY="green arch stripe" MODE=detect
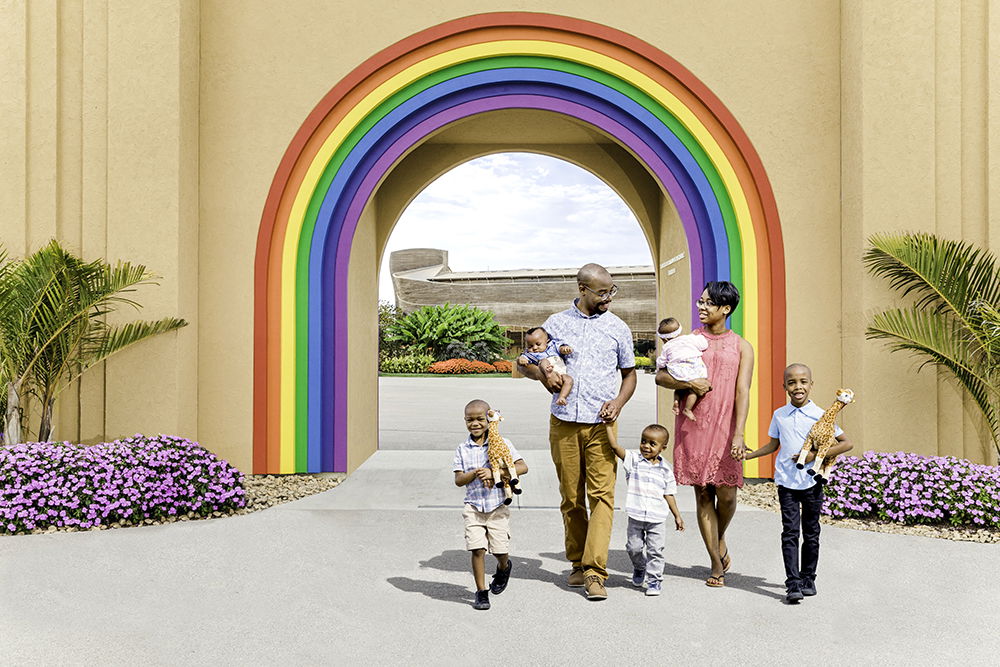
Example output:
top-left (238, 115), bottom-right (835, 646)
top-left (292, 55), bottom-right (745, 469)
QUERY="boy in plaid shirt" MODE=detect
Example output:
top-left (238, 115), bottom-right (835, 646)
top-left (453, 399), bottom-right (528, 610)
top-left (607, 423), bottom-right (685, 596)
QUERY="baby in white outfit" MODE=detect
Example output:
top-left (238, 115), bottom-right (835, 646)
top-left (655, 317), bottom-right (709, 421)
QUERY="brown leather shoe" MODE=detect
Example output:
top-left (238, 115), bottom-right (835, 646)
top-left (567, 568), bottom-right (585, 587)
top-left (584, 575), bottom-right (607, 600)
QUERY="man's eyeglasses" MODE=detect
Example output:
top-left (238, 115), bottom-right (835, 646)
top-left (582, 284), bottom-right (618, 300)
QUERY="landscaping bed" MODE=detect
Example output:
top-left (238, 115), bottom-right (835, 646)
top-left (0, 435), bottom-right (343, 536)
top-left (379, 372), bottom-right (511, 378)
top-left (739, 450), bottom-right (1000, 544)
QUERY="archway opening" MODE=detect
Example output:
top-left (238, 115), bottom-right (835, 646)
top-left (376, 147), bottom-right (660, 453)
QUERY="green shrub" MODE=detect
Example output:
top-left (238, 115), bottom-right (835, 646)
top-left (379, 353), bottom-right (434, 374)
top-left (438, 340), bottom-right (498, 362)
top-left (385, 303), bottom-right (511, 360)
top-left (634, 355), bottom-right (653, 368)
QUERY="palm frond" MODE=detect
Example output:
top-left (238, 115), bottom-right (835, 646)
top-left (867, 307), bottom-right (999, 447)
top-left (54, 317), bottom-right (188, 396)
top-left (864, 232), bottom-right (1000, 322)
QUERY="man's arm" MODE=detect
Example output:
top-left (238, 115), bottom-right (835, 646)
top-left (516, 358), bottom-right (563, 392)
top-left (655, 367), bottom-right (711, 395)
top-left (600, 367), bottom-right (636, 422)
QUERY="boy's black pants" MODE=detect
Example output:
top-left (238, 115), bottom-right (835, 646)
top-left (777, 484), bottom-right (823, 590)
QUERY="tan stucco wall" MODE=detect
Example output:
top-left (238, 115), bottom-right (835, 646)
top-left (2, 0), bottom-right (998, 471)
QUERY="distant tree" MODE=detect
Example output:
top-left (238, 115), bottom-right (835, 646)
top-left (378, 300), bottom-right (407, 358)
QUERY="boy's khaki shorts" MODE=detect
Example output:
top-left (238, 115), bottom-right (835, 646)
top-left (463, 504), bottom-right (511, 553)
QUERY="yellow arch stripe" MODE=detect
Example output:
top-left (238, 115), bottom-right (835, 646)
top-left (277, 39), bottom-right (761, 462)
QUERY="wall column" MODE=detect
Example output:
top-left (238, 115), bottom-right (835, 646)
top-left (103, 0), bottom-right (200, 441)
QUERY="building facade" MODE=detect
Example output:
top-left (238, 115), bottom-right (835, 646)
top-left (390, 248), bottom-right (660, 334)
top-left (3, 1), bottom-right (998, 475)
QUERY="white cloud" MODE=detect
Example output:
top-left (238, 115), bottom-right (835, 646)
top-left (378, 152), bottom-right (652, 302)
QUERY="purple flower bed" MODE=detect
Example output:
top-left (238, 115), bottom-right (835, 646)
top-left (823, 451), bottom-right (1000, 528)
top-left (0, 434), bottom-right (246, 535)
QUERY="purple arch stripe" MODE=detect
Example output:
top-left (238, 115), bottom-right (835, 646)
top-left (325, 95), bottom-right (715, 470)
top-left (309, 76), bottom-right (725, 470)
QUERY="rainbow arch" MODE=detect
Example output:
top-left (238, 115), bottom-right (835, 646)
top-left (253, 13), bottom-right (786, 476)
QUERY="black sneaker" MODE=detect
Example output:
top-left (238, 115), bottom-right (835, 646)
top-left (490, 561), bottom-right (512, 595)
top-left (786, 587), bottom-right (804, 603)
top-left (473, 589), bottom-right (490, 610)
top-left (801, 579), bottom-right (817, 596)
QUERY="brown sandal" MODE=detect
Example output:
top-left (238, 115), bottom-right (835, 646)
top-left (706, 574), bottom-right (725, 587)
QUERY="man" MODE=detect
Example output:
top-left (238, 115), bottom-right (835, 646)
top-left (517, 263), bottom-right (636, 600)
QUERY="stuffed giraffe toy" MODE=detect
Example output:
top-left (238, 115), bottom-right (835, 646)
top-left (486, 409), bottom-right (521, 504)
top-left (796, 388), bottom-right (855, 484)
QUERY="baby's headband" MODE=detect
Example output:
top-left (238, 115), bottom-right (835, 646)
top-left (658, 325), bottom-right (682, 340)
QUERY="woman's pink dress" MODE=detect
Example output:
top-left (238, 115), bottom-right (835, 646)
top-left (673, 327), bottom-right (744, 488)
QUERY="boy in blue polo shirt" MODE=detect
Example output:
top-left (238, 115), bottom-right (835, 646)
top-left (607, 424), bottom-right (685, 596)
top-left (746, 363), bottom-right (852, 603)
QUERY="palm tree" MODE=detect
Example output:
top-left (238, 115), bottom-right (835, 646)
top-left (864, 232), bottom-right (1000, 458)
top-left (0, 241), bottom-right (187, 444)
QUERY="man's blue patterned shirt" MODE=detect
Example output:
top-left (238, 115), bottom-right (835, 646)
top-left (542, 300), bottom-right (635, 424)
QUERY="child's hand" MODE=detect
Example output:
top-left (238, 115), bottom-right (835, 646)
top-left (475, 467), bottom-right (494, 487)
top-left (671, 398), bottom-right (680, 416)
top-left (516, 355), bottom-right (530, 366)
top-left (674, 516), bottom-right (685, 531)
top-left (558, 344), bottom-right (573, 356)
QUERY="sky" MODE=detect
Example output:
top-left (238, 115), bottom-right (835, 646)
top-left (378, 152), bottom-right (653, 303)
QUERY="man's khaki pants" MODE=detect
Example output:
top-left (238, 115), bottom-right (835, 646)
top-left (549, 415), bottom-right (617, 580)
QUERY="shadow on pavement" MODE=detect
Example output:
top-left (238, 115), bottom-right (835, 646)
top-left (541, 549), bottom-right (786, 601)
top-left (386, 576), bottom-right (471, 606)
top-left (389, 549), bottom-right (582, 604)
top-left (393, 548), bottom-right (784, 604)
top-left (418, 550), bottom-right (566, 586)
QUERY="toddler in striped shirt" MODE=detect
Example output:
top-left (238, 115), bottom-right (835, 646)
top-left (607, 423), bottom-right (685, 596)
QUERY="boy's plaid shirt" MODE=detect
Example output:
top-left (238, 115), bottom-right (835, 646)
top-left (452, 435), bottom-right (523, 512)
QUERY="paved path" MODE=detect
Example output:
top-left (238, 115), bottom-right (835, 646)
top-left (2, 377), bottom-right (999, 664)
top-left (379, 372), bottom-right (659, 449)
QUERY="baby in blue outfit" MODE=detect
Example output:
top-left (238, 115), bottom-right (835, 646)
top-left (517, 326), bottom-right (574, 405)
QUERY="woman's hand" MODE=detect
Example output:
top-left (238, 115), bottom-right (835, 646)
top-left (730, 435), bottom-right (747, 461)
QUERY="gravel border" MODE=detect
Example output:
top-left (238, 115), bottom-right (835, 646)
top-left (739, 481), bottom-right (999, 544)
top-left (238, 474), bottom-right (344, 514)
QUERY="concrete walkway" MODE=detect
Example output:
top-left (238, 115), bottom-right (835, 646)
top-left (2, 376), bottom-right (999, 664)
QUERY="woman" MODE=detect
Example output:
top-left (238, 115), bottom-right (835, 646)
top-left (655, 281), bottom-right (753, 587)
